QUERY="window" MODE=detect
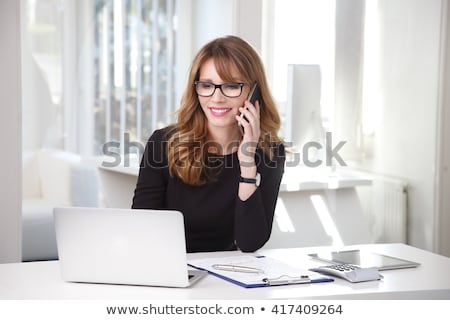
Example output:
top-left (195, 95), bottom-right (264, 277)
top-left (22, 0), bottom-right (178, 160)
top-left (93, 0), bottom-right (177, 157)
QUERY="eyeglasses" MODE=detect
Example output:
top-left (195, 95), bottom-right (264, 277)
top-left (194, 81), bottom-right (245, 98)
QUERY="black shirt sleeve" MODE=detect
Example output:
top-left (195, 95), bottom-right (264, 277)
top-left (132, 129), bottom-right (169, 209)
top-left (234, 143), bottom-right (285, 252)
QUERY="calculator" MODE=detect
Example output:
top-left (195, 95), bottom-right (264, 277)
top-left (309, 264), bottom-right (382, 283)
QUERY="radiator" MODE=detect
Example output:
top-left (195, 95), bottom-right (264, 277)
top-left (360, 176), bottom-right (408, 243)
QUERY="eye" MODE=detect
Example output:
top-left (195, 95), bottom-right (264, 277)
top-left (223, 83), bottom-right (241, 90)
top-left (200, 82), bottom-right (214, 89)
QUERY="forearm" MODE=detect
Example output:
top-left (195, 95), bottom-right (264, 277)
top-left (234, 190), bottom-right (271, 252)
top-left (238, 163), bottom-right (257, 201)
top-left (234, 147), bottom-right (285, 251)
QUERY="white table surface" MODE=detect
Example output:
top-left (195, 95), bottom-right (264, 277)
top-left (1, 243), bottom-right (449, 300)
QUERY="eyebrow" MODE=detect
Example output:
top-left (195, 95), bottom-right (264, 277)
top-left (198, 78), bottom-right (244, 83)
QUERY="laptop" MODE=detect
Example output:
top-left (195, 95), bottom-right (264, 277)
top-left (53, 206), bottom-right (207, 287)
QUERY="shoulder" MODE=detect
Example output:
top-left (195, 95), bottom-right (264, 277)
top-left (142, 126), bottom-right (177, 167)
top-left (272, 142), bottom-right (285, 155)
top-left (271, 142), bottom-right (286, 167)
top-left (147, 125), bottom-right (177, 143)
top-left (142, 125), bottom-right (177, 158)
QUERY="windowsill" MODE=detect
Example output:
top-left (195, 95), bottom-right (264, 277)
top-left (97, 162), bottom-right (372, 192)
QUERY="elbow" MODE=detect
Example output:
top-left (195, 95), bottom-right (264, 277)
top-left (236, 233), bottom-right (270, 253)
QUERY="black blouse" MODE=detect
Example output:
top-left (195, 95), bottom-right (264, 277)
top-left (132, 127), bottom-right (285, 253)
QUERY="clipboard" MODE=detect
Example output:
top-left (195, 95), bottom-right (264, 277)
top-left (188, 255), bottom-right (333, 288)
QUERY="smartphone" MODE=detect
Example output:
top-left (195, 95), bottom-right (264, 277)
top-left (239, 83), bottom-right (262, 134)
top-left (247, 82), bottom-right (262, 105)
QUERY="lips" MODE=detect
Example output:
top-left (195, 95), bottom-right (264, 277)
top-left (209, 107), bottom-right (232, 117)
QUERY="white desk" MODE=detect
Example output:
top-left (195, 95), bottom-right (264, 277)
top-left (1, 243), bottom-right (449, 299)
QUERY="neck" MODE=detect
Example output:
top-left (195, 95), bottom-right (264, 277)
top-left (207, 125), bottom-right (241, 155)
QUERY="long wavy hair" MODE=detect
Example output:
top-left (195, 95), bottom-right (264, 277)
top-left (167, 35), bottom-right (283, 186)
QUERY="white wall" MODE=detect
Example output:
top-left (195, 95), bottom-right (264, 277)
top-left (191, 0), bottom-right (235, 52)
top-left (436, 0), bottom-right (450, 257)
top-left (188, 0), bottom-right (263, 55)
top-left (357, 0), bottom-right (443, 252)
top-left (21, 0), bottom-right (69, 152)
top-left (0, 0), bottom-right (22, 263)
top-left (21, 35), bottom-right (59, 151)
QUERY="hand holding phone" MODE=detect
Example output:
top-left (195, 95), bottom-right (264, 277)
top-left (239, 83), bottom-right (261, 135)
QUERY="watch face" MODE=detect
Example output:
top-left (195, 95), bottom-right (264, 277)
top-left (255, 173), bottom-right (261, 186)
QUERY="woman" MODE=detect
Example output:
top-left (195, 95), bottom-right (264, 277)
top-left (132, 35), bottom-right (285, 252)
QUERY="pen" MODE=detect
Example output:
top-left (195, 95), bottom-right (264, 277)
top-left (212, 264), bottom-right (264, 274)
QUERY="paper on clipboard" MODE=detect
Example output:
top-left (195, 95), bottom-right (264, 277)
top-left (188, 255), bottom-right (333, 288)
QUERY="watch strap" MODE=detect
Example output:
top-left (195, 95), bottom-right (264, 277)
top-left (239, 176), bottom-right (257, 184)
top-left (239, 173), bottom-right (261, 186)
